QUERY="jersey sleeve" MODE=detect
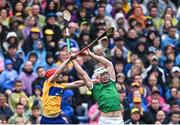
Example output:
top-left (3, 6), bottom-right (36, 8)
top-left (89, 83), bottom-right (94, 90)
top-left (109, 78), bottom-right (116, 83)
top-left (44, 80), bottom-right (54, 86)
top-left (56, 83), bottom-right (67, 89)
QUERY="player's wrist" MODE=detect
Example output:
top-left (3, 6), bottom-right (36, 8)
top-left (89, 52), bottom-right (94, 57)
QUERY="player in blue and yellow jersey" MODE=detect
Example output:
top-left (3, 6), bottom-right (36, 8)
top-left (40, 55), bottom-right (92, 124)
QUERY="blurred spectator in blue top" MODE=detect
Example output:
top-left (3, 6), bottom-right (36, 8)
top-left (0, 59), bottom-right (18, 92)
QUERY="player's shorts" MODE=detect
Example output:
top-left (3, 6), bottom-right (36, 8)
top-left (98, 116), bottom-right (124, 125)
top-left (40, 114), bottom-right (67, 124)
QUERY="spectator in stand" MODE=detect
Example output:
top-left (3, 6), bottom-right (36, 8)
top-left (125, 108), bottom-right (145, 124)
top-left (22, 27), bottom-right (41, 56)
top-left (111, 37), bottom-right (129, 60)
top-left (0, 56), bottom-right (4, 74)
top-left (175, 53), bottom-right (180, 66)
top-left (3, 32), bottom-right (18, 51)
top-left (171, 66), bottom-right (180, 79)
top-left (92, 5), bottom-right (116, 29)
top-left (116, 73), bottom-right (129, 94)
top-left (147, 5), bottom-right (162, 31)
top-left (3, 32), bottom-right (21, 51)
top-left (160, 45), bottom-right (176, 67)
top-left (169, 101), bottom-right (180, 113)
top-left (0, 59), bottom-right (18, 94)
top-left (9, 17), bottom-right (24, 40)
top-left (167, 88), bottom-right (178, 104)
top-left (0, 0), bottom-right (12, 16)
top-left (177, 89), bottom-right (180, 102)
top-left (0, 93), bottom-right (13, 120)
top-left (157, 0), bottom-right (176, 16)
top-left (112, 48), bottom-right (127, 66)
top-left (61, 89), bottom-right (78, 124)
top-left (155, 110), bottom-right (169, 124)
top-left (126, 67), bottom-right (141, 85)
top-left (98, 36), bottom-right (111, 60)
top-left (0, 23), bottom-right (9, 54)
top-left (127, 59), bottom-right (145, 78)
top-left (92, 45), bottom-right (104, 57)
top-left (168, 111), bottom-right (180, 124)
top-left (31, 4), bottom-right (45, 27)
top-left (13, 2), bottom-right (27, 19)
top-left (18, 61), bottom-right (37, 95)
top-left (43, 29), bottom-right (57, 55)
top-left (19, 96), bottom-right (31, 118)
top-left (135, 42), bottom-right (147, 63)
top-left (44, 1), bottom-right (59, 15)
top-left (32, 39), bottom-right (46, 65)
top-left (161, 26), bottom-right (179, 51)
top-left (163, 6), bottom-right (178, 26)
top-left (151, 35), bottom-right (162, 51)
top-left (8, 80), bottom-right (28, 113)
top-left (0, 115), bottom-right (8, 124)
top-left (127, 82), bottom-right (147, 105)
top-left (168, 78), bottom-right (180, 97)
top-left (119, 90), bottom-right (129, 111)
top-left (163, 59), bottom-right (174, 85)
top-left (77, 9), bottom-right (89, 25)
top-left (147, 98), bottom-right (165, 123)
top-left (124, 53), bottom-right (138, 77)
top-left (78, 30), bottom-right (91, 50)
top-left (80, 53), bottom-right (95, 77)
top-left (29, 105), bottom-right (41, 124)
top-left (43, 52), bottom-right (57, 70)
top-left (129, 96), bottom-right (147, 111)
top-left (128, 5), bottom-right (146, 29)
top-left (59, 28), bottom-right (79, 51)
top-left (32, 66), bottom-right (46, 94)
top-left (146, 87), bottom-right (167, 107)
top-left (160, 17), bottom-right (173, 35)
top-left (147, 74), bottom-right (163, 96)
top-left (124, 98), bottom-right (154, 124)
top-left (133, 74), bottom-right (149, 98)
top-left (115, 13), bottom-right (129, 31)
top-left (68, 22), bottom-right (79, 41)
top-left (125, 28), bottom-right (138, 53)
top-left (24, 51), bottom-right (39, 72)
top-left (0, 9), bottom-right (10, 28)
top-left (88, 103), bottom-right (100, 125)
top-left (28, 85), bottom-right (43, 112)
top-left (4, 45), bottom-right (23, 73)
top-left (56, 50), bottom-right (73, 71)
top-left (22, 16), bottom-right (39, 38)
top-left (142, 55), bottom-right (166, 94)
top-left (8, 103), bottom-right (29, 124)
top-left (43, 13), bottom-right (61, 42)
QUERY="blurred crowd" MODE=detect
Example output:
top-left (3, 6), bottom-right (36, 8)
top-left (0, 0), bottom-right (180, 124)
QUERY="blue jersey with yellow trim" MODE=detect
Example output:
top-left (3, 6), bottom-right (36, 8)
top-left (42, 80), bottom-right (67, 116)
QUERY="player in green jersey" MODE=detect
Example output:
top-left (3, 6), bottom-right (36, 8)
top-left (73, 49), bottom-right (124, 125)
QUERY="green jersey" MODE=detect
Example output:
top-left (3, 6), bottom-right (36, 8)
top-left (91, 79), bottom-right (121, 113)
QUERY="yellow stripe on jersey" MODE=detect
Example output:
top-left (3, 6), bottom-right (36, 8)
top-left (42, 80), bottom-right (67, 116)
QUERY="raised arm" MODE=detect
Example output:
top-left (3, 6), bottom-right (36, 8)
top-left (48, 58), bottom-right (71, 83)
top-left (71, 59), bottom-right (93, 89)
top-left (89, 50), bottom-right (116, 81)
top-left (65, 80), bottom-right (84, 88)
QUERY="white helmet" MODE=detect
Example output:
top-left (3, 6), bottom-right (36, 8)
top-left (92, 67), bottom-right (108, 79)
